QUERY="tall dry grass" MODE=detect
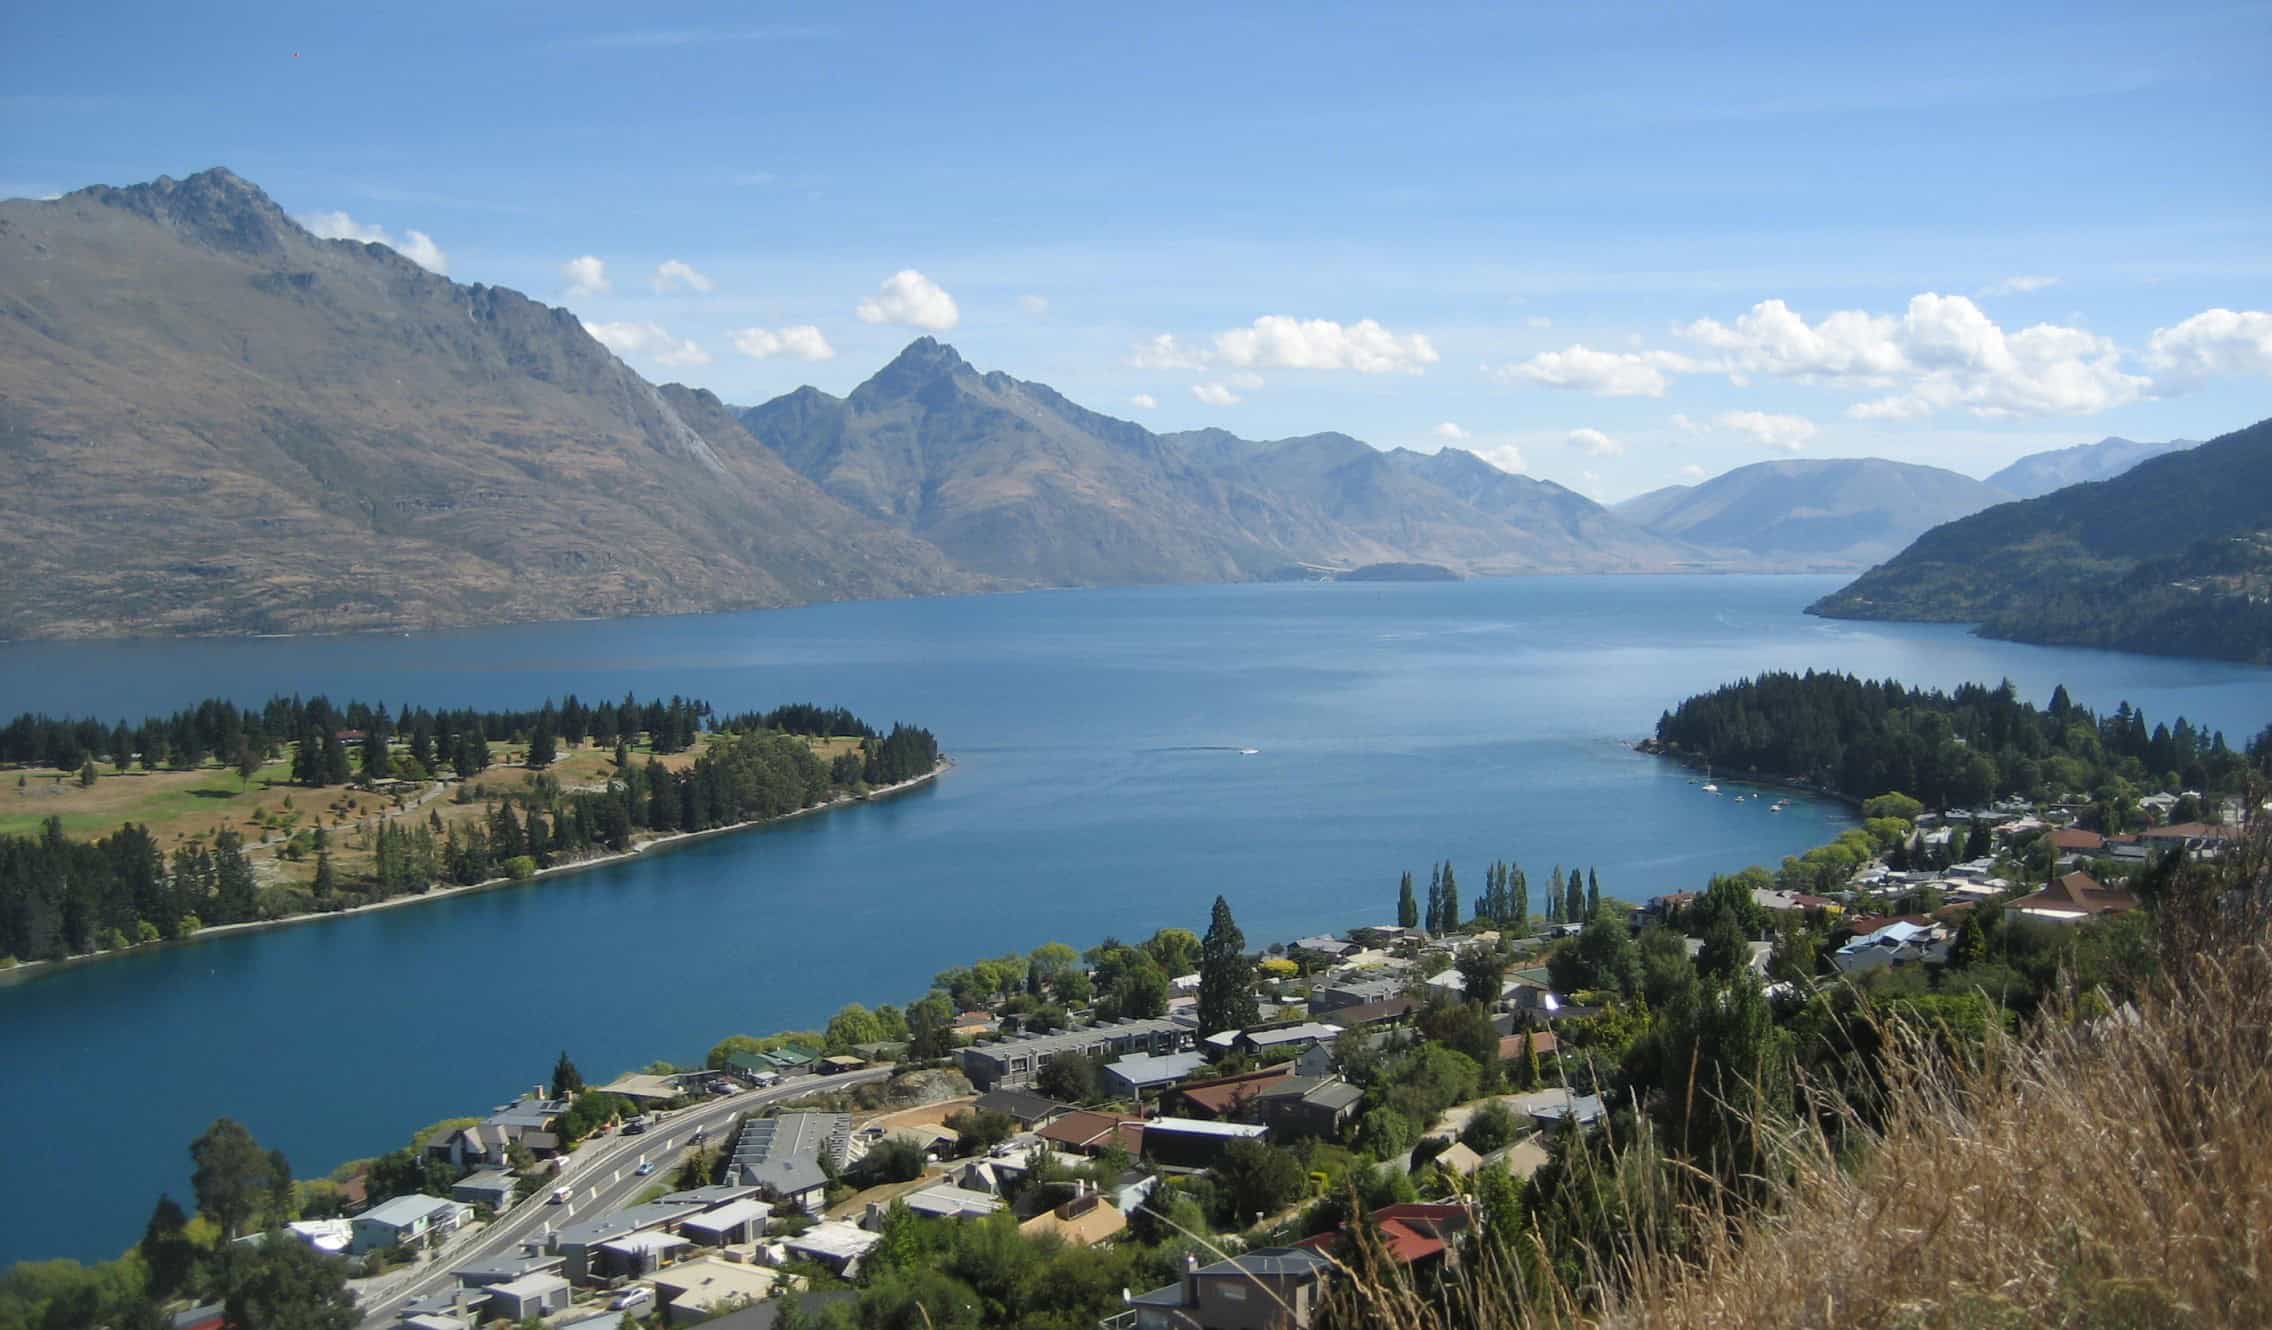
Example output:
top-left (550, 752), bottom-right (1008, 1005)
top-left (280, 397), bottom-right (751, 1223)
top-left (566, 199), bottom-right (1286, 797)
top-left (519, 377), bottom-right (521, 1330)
top-left (1331, 833), bottom-right (2272, 1330)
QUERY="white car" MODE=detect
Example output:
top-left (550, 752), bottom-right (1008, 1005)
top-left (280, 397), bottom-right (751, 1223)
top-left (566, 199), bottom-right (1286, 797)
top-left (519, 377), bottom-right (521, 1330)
top-left (611, 1286), bottom-right (654, 1310)
top-left (635, 1161), bottom-right (656, 1176)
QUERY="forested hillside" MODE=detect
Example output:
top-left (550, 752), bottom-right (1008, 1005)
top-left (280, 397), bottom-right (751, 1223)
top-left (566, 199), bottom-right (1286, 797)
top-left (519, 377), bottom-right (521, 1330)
top-left (1650, 671), bottom-right (2268, 809)
top-left (1811, 417), bottom-right (2272, 662)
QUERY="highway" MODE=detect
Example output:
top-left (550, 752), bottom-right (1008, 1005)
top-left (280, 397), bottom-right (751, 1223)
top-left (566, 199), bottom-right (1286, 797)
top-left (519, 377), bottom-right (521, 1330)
top-left (356, 1068), bottom-right (890, 1327)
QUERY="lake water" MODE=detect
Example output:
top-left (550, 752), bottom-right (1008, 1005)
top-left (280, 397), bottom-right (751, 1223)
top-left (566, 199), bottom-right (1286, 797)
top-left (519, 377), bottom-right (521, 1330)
top-left (3, 576), bottom-right (2265, 1264)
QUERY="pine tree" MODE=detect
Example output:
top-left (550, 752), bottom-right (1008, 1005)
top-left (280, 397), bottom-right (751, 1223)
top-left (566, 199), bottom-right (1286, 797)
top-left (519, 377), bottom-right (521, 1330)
top-left (360, 728), bottom-right (390, 783)
top-left (321, 732), bottom-right (350, 786)
top-left (1198, 895), bottom-right (1259, 1035)
top-left (312, 852), bottom-right (335, 900)
top-left (1425, 864), bottom-right (1443, 932)
top-left (1511, 865), bottom-right (1529, 934)
top-left (1440, 861), bottom-right (1460, 931)
top-left (1396, 871), bottom-right (1418, 929)
top-left (1586, 867), bottom-right (1601, 918)
top-left (78, 757), bottom-right (97, 787)
top-left (1564, 871), bottom-right (1585, 924)
top-left (552, 1050), bottom-right (584, 1099)
top-left (528, 716), bottom-right (558, 769)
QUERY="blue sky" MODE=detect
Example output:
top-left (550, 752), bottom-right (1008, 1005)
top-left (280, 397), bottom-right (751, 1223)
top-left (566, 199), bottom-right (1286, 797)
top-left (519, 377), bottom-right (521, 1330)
top-left (4, 1), bottom-right (2268, 499)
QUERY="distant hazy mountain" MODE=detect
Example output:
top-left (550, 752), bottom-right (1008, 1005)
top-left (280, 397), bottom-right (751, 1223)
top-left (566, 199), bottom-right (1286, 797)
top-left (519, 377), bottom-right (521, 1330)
top-left (741, 340), bottom-right (1704, 584)
top-left (0, 168), bottom-right (978, 638)
top-left (1609, 459), bottom-right (2010, 568)
top-left (1984, 436), bottom-right (2194, 499)
top-left (1812, 417), bottom-right (2272, 664)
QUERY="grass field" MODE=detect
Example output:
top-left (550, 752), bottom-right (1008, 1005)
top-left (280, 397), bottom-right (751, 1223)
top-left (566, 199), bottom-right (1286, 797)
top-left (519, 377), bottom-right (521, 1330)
top-left (0, 731), bottom-right (863, 892)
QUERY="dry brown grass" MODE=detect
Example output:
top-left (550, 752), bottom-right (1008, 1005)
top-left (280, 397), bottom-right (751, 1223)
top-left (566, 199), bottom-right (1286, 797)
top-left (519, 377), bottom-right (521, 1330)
top-left (1332, 837), bottom-right (2272, 1330)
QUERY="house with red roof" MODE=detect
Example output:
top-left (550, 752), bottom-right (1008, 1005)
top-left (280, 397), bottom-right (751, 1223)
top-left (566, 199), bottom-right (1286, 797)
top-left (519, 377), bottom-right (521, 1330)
top-left (2002, 870), bottom-right (2138, 927)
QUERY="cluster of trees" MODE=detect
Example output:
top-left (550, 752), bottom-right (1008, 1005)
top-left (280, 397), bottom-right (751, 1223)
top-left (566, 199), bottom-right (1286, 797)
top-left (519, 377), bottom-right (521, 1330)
top-left (1655, 671), bottom-right (2263, 809)
top-left (1395, 861), bottom-right (1598, 936)
top-left (0, 821), bottom-right (252, 961)
top-left (0, 1118), bottom-right (356, 1330)
top-left (0, 692), bottom-right (714, 777)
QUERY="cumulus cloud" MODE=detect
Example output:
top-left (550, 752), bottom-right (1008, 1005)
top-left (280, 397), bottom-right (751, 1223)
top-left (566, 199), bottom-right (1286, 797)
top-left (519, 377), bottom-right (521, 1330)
top-left (1432, 421), bottom-right (1471, 441)
top-left (1019, 294), bottom-right (1050, 317)
top-left (1498, 345), bottom-right (1695, 397)
top-left (1713, 410), bottom-right (1818, 451)
top-left (1981, 274), bottom-right (2061, 296)
top-left (1130, 316), bottom-right (1437, 376)
top-left (1129, 334), bottom-right (1210, 370)
top-left (561, 255), bottom-right (610, 297)
top-left (1213, 316), bottom-right (1438, 374)
top-left (2146, 308), bottom-right (2272, 383)
top-left (1566, 427), bottom-right (1626, 457)
top-left (582, 320), bottom-right (711, 367)
top-left (1128, 393), bottom-right (1158, 410)
top-left (1191, 382), bottom-right (1242, 407)
top-left (653, 259), bottom-right (716, 294)
top-left (1679, 294), bottom-right (2145, 419)
top-left (729, 325), bottom-right (835, 362)
top-left (1471, 443), bottom-right (1528, 474)
top-left (301, 209), bottom-right (449, 275)
top-left (856, 269), bottom-right (959, 331)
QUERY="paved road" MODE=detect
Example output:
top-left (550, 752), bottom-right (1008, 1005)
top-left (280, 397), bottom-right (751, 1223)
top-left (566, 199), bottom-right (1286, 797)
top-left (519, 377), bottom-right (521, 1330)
top-left (356, 1068), bottom-right (890, 1327)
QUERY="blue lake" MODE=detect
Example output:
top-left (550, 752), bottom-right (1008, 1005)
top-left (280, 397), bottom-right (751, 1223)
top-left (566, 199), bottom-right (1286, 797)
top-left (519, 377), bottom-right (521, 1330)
top-left (3, 575), bottom-right (2265, 1263)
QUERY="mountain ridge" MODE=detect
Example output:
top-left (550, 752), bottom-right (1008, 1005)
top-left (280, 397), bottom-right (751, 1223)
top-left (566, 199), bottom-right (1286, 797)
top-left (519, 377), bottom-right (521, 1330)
top-left (1606, 457), bottom-right (2010, 568)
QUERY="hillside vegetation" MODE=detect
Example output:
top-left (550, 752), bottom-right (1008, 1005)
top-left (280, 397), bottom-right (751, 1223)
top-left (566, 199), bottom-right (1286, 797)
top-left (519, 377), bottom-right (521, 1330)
top-left (1811, 417), bottom-right (2272, 662)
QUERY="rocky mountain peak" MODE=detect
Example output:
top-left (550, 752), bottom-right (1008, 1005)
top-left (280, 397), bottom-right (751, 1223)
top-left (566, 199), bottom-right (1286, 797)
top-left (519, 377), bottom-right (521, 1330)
top-left (76, 165), bottom-right (298, 258)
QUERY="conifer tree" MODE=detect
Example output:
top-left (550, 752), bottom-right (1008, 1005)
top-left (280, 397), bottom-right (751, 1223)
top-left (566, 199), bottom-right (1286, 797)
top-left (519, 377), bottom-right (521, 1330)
top-left (1198, 895), bottom-right (1258, 1035)
top-left (1547, 867), bottom-right (1565, 923)
top-left (1396, 871), bottom-right (1418, 929)
top-left (1440, 861), bottom-right (1460, 932)
top-left (1425, 864), bottom-right (1443, 932)
top-left (1564, 871), bottom-right (1585, 924)
top-left (1511, 865), bottom-right (1529, 934)
top-left (1586, 867), bottom-right (1601, 918)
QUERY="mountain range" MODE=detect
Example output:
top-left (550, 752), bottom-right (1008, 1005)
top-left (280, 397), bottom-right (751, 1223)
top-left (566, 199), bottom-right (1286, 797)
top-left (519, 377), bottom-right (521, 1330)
top-left (0, 166), bottom-right (2234, 642)
top-left (1983, 435), bottom-right (2193, 499)
top-left (1609, 459), bottom-right (2013, 568)
top-left (1812, 418), bottom-right (2272, 663)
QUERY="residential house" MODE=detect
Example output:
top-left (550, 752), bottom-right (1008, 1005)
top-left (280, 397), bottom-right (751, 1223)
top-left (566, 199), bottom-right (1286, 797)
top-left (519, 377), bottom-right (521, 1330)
top-left (1833, 919), bottom-right (1945, 973)
top-left (423, 1091), bottom-right (568, 1169)
top-left (598, 1230), bottom-right (692, 1278)
top-left (872, 1182), bottom-right (1001, 1224)
top-left (2003, 871), bottom-right (2140, 927)
top-left (1431, 1142), bottom-right (1483, 1178)
top-left (1235, 1022), bottom-right (1343, 1057)
top-left (971, 1088), bottom-right (1069, 1127)
top-left (1510, 1088), bottom-right (1605, 1132)
top-left (1307, 976), bottom-right (1407, 1015)
top-left (2044, 827), bottom-right (2107, 856)
top-left (348, 1194), bottom-right (468, 1254)
top-left (1296, 1202), bottom-right (1470, 1273)
top-left (730, 1113), bottom-right (851, 1213)
top-left (1167, 1066), bottom-right (1294, 1121)
top-left (451, 1252), bottom-right (565, 1290)
top-left (1495, 1030), bottom-right (1559, 1065)
top-left (1290, 935), bottom-right (1355, 959)
top-left (1018, 1187), bottom-right (1127, 1246)
top-left (679, 1198), bottom-right (772, 1247)
top-left (1141, 1118), bottom-right (1270, 1171)
top-left (1105, 1050), bottom-right (1212, 1098)
top-left (1252, 1077), bottom-right (1364, 1139)
top-left (1120, 1248), bottom-right (1336, 1330)
top-left (649, 1258), bottom-right (783, 1326)
top-left (485, 1273), bottom-right (571, 1321)
top-left (777, 1221), bottom-right (881, 1278)
top-left (957, 1017), bottom-right (1190, 1092)
top-left (1036, 1110), bottom-right (1147, 1157)
top-left (550, 1186), bottom-right (760, 1284)
top-left (449, 1169), bottom-right (518, 1212)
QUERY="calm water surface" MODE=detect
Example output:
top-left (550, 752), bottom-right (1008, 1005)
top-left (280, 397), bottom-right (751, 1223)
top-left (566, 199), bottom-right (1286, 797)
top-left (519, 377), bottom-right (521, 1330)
top-left (3, 576), bottom-right (2265, 1262)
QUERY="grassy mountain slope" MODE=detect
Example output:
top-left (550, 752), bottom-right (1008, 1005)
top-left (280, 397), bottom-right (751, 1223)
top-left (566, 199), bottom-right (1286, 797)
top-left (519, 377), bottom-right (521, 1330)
top-left (1984, 434), bottom-right (2192, 499)
top-left (742, 343), bottom-right (1706, 584)
top-left (1615, 458), bottom-right (2010, 567)
top-left (0, 169), bottom-right (978, 639)
top-left (1811, 417), bottom-right (2272, 661)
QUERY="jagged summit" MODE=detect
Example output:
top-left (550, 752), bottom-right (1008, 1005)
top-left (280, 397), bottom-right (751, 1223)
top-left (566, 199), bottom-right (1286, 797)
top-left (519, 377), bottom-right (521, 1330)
top-left (69, 165), bottom-right (299, 257)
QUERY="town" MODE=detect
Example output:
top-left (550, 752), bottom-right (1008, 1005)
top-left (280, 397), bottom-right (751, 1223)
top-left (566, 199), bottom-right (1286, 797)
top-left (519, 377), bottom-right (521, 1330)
top-left (136, 774), bottom-right (2254, 1330)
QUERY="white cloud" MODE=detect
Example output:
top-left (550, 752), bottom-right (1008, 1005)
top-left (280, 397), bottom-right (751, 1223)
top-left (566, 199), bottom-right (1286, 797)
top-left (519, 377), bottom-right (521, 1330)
top-left (2145, 308), bottom-right (2272, 382)
top-left (729, 325), bottom-right (835, 362)
top-left (1212, 316), bottom-right (1438, 374)
top-left (1714, 410), bottom-right (1818, 451)
top-left (1432, 421), bottom-right (1470, 441)
top-left (1471, 443), bottom-right (1528, 474)
top-left (300, 209), bottom-right (449, 275)
top-left (653, 259), bottom-right (716, 294)
top-left (581, 320), bottom-right (712, 367)
top-left (1580, 469), bottom-right (1604, 494)
top-left (1128, 393), bottom-right (1158, 410)
top-left (561, 255), bottom-right (610, 297)
top-left (1129, 334), bottom-right (1210, 370)
top-left (855, 268), bottom-right (959, 331)
top-left (1566, 427), bottom-right (1626, 457)
top-left (1982, 274), bottom-right (2061, 296)
top-left (1498, 345), bottom-right (1695, 397)
top-left (1678, 464), bottom-right (1710, 481)
top-left (1669, 412), bottom-right (1701, 433)
top-left (1679, 294), bottom-right (2144, 419)
top-left (1526, 315), bottom-right (1553, 329)
top-left (1191, 382), bottom-right (1242, 407)
top-left (1019, 294), bottom-right (1049, 317)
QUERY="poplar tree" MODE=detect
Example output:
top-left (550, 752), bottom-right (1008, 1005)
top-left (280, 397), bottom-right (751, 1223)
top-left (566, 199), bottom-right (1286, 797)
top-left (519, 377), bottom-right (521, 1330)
top-left (1396, 871), bottom-right (1418, 929)
top-left (1439, 861), bottom-right (1460, 932)
top-left (1586, 867), bottom-right (1601, 918)
top-left (1511, 865), bottom-right (1529, 934)
top-left (1563, 871), bottom-right (1585, 924)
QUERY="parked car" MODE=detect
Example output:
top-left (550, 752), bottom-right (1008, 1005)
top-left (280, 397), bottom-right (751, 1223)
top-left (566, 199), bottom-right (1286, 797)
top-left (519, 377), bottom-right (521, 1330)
top-left (611, 1286), bottom-right (654, 1310)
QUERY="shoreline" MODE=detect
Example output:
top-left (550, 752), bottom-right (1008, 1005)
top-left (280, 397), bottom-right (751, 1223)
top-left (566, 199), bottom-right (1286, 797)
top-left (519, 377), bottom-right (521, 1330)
top-left (0, 759), bottom-right (950, 986)
top-left (1630, 738), bottom-right (1865, 811)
